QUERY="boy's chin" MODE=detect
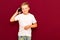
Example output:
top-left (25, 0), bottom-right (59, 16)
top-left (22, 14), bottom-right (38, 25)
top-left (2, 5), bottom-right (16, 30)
top-left (23, 12), bottom-right (29, 14)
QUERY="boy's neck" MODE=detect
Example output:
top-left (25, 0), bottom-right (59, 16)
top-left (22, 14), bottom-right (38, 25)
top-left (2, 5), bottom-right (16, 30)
top-left (23, 12), bottom-right (29, 15)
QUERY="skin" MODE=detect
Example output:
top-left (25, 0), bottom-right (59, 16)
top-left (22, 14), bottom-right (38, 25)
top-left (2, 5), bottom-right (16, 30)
top-left (21, 5), bottom-right (30, 15)
top-left (10, 5), bottom-right (37, 30)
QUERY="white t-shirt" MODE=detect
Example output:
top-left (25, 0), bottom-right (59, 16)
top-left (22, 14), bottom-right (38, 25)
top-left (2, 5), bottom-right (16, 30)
top-left (15, 13), bottom-right (37, 37)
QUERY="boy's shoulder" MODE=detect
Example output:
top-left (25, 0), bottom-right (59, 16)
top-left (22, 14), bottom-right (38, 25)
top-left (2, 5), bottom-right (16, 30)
top-left (16, 14), bottom-right (22, 17)
top-left (17, 13), bottom-right (23, 16)
top-left (29, 13), bottom-right (34, 17)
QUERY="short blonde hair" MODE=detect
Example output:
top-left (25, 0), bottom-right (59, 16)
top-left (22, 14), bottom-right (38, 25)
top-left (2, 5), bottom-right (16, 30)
top-left (21, 2), bottom-right (30, 8)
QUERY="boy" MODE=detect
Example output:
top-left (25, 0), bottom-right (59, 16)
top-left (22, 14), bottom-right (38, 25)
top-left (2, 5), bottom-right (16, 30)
top-left (10, 2), bottom-right (37, 40)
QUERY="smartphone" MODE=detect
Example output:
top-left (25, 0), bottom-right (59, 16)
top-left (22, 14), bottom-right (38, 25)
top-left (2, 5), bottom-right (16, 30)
top-left (18, 8), bottom-right (22, 14)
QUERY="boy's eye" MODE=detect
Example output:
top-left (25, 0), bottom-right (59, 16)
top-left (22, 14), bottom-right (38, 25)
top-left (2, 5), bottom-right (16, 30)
top-left (22, 8), bottom-right (27, 10)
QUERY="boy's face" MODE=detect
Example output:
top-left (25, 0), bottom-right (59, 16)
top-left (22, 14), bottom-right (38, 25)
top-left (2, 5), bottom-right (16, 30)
top-left (21, 5), bottom-right (30, 14)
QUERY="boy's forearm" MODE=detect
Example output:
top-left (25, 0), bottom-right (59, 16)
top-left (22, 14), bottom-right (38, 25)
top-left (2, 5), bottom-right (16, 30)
top-left (30, 23), bottom-right (37, 28)
top-left (10, 11), bottom-right (18, 22)
top-left (24, 23), bottom-right (37, 30)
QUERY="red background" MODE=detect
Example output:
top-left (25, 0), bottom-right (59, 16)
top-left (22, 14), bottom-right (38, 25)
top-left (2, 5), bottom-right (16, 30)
top-left (0, 0), bottom-right (60, 40)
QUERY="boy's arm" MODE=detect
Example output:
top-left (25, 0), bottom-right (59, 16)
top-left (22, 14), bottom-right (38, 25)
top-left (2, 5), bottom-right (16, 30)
top-left (30, 23), bottom-right (37, 28)
top-left (10, 9), bottom-right (18, 22)
top-left (24, 23), bottom-right (37, 30)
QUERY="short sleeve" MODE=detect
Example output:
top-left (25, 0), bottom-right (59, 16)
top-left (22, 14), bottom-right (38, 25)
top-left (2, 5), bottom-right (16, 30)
top-left (32, 15), bottom-right (37, 23)
top-left (15, 15), bottom-right (19, 21)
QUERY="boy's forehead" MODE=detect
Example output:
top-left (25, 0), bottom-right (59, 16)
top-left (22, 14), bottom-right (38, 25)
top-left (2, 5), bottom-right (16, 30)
top-left (22, 5), bottom-right (29, 8)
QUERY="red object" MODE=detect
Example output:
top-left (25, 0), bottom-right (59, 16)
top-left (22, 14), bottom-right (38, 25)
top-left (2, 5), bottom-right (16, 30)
top-left (0, 0), bottom-right (60, 40)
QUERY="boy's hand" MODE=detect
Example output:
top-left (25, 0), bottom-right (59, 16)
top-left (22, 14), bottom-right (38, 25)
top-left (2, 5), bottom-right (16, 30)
top-left (15, 8), bottom-right (20, 14)
top-left (24, 25), bottom-right (31, 30)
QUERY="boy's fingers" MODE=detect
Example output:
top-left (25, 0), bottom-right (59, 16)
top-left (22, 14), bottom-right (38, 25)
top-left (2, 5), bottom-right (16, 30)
top-left (18, 8), bottom-right (20, 10)
top-left (24, 27), bottom-right (28, 30)
top-left (24, 26), bottom-right (30, 30)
